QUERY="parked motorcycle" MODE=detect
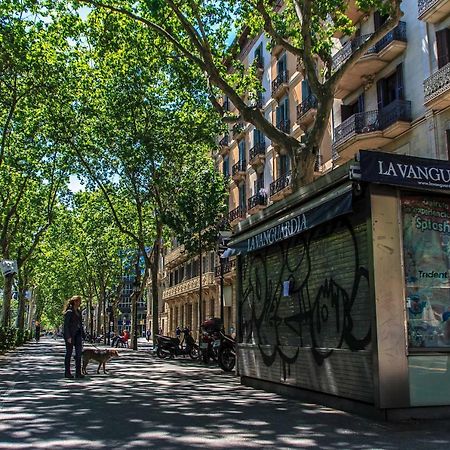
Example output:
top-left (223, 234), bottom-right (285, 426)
top-left (217, 331), bottom-right (236, 372)
top-left (199, 318), bottom-right (222, 364)
top-left (155, 333), bottom-right (199, 359)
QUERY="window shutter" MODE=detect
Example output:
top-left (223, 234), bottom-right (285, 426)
top-left (284, 97), bottom-right (290, 120)
top-left (376, 79), bottom-right (384, 110)
top-left (396, 63), bottom-right (404, 100)
top-left (301, 79), bottom-right (311, 100)
top-left (357, 93), bottom-right (365, 113)
top-left (436, 29), bottom-right (450, 69)
top-left (276, 106), bottom-right (281, 126)
top-left (374, 11), bottom-right (382, 31)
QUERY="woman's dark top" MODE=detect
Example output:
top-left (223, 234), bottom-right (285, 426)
top-left (63, 306), bottom-right (83, 341)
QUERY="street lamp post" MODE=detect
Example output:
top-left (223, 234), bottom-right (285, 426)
top-left (218, 231), bottom-right (232, 328)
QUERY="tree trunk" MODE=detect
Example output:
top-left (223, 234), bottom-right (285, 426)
top-left (198, 235), bottom-right (203, 332)
top-left (151, 223), bottom-right (163, 343)
top-left (1, 273), bottom-right (14, 327)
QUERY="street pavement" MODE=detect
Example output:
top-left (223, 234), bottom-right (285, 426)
top-left (1, 338), bottom-right (450, 449)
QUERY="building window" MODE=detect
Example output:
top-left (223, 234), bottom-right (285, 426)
top-left (276, 96), bottom-right (289, 127)
top-left (277, 53), bottom-right (287, 75)
top-left (254, 42), bottom-right (264, 67)
top-left (222, 155), bottom-right (229, 177)
top-left (402, 195), bottom-right (450, 350)
top-left (341, 93), bottom-right (365, 122)
top-left (436, 28), bottom-right (450, 69)
top-left (278, 154), bottom-right (290, 178)
top-left (377, 64), bottom-right (404, 109)
top-left (239, 183), bottom-right (246, 210)
top-left (253, 128), bottom-right (264, 146)
top-left (238, 139), bottom-right (246, 162)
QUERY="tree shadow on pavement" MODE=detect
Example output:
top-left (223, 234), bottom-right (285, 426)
top-left (1, 338), bottom-right (450, 450)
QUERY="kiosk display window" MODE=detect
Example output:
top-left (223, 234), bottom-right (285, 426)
top-left (402, 195), bottom-right (450, 349)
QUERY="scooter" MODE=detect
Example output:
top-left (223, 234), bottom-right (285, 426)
top-left (199, 318), bottom-right (222, 364)
top-left (217, 331), bottom-right (236, 372)
top-left (155, 333), bottom-right (199, 359)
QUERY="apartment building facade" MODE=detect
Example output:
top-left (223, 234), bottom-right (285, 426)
top-left (224, 0), bottom-right (450, 419)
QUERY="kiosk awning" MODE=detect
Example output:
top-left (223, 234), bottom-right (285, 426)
top-left (222, 183), bottom-right (353, 258)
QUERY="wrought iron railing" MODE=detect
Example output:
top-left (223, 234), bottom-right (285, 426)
top-left (332, 23), bottom-right (406, 72)
top-left (424, 62), bottom-right (450, 103)
top-left (374, 22), bottom-right (407, 53)
top-left (333, 100), bottom-right (412, 146)
top-left (228, 205), bottom-right (246, 222)
top-left (379, 99), bottom-right (412, 129)
top-left (232, 159), bottom-right (247, 176)
top-left (163, 272), bottom-right (215, 300)
top-left (332, 33), bottom-right (375, 71)
top-left (249, 141), bottom-right (266, 160)
top-left (418, 0), bottom-right (441, 17)
top-left (272, 70), bottom-right (289, 94)
top-left (276, 119), bottom-right (291, 133)
top-left (215, 259), bottom-right (236, 278)
top-left (270, 172), bottom-right (291, 196)
top-left (219, 134), bottom-right (229, 147)
top-left (333, 110), bottom-right (380, 146)
top-left (248, 192), bottom-right (268, 210)
top-left (297, 94), bottom-right (318, 120)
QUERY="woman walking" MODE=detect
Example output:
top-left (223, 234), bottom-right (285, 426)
top-left (63, 295), bottom-right (85, 379)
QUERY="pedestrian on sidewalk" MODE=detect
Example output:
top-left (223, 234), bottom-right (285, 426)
top-left (63, 295), bottom-right (85, 379)
top-left (35, 321), bottom-right (41, 342)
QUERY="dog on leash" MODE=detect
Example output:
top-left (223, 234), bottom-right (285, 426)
top-left (81, 348), bottom-right (119, 375)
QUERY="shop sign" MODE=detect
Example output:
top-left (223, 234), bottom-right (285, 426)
top-left (359, 150), bottom-right (450, 190)
top-left (225, 188), bottom-right (353, 256)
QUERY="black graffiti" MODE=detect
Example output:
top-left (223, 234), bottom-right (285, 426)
top-left (239, 218), bottom-right (371, 369)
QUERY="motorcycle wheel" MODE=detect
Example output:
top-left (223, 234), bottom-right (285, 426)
top-left (218, 346), bottom-right (236, 372)
top-left (157, 347), bottom-right (169, 359)
top-left (189, 345), bottom-right (200, 360)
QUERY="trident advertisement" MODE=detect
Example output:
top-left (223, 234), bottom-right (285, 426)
top-left (402, 195), bottom-right (450, 349)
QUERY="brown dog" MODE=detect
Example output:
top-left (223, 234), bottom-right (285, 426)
top-left (81, 348), bottom-right (119, 375)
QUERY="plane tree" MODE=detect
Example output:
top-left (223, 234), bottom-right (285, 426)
top-left (76, 0), bottom-right (404, 188)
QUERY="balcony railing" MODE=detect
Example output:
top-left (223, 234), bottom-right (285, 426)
top-left (219, 134), bottom-right (229, 147)
top-left (373, 21), bottom-right (407, 53)
top-left (272, 70), bottom-right (289, 94)
top-left (232, 159), bottom-right (247, 176)
top-left (378, 99), bottom-right (412, 129)
top-left (332, 22), bottom-right (406, 72)
top-left (249, 141), bottom-right (266, 160)
top-left (418, 0), bottom-right (450, 19)
top-left (424, 62), bottom-right (450, 104)
top-left (333, 100), bottom-right (412, 146)
top-left (297, 94), bottom-right (318, 120)
top-left (248, 192), bottom-right (268, 210)
top-left (162, 272), bottom-right (216, 300)
top-left (228, 205), bottom-right (246, 223)
top-left (270, 172), bottom-right (291, 197)
top-left (215, 259), bottom-right (236, 278)
top-left (276, 119), bottom-right (291, 134)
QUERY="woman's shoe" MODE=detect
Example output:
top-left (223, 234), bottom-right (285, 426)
top-left (75, 373), bottom-right (85, 379)
top-left (65, 373), bottom-right (74, 379)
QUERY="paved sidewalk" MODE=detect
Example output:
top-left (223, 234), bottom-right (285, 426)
top-left (1, 338), bottom-right (450, 449)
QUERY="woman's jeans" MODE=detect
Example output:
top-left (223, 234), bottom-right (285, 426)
top-left (65, 332), bottom-right (83, 375)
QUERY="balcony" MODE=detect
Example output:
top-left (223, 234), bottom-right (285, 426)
top-left (214, 259), bottom-right (236, 283)
top-left (232, 122), bottom-right (245, 140)
top-left (231, 159), bottom-right (247, 182)
top-left (219, 134), bottom-right (230, 156)
top-left (297, 94), bottom-right (318, 129)
top-left (228, 205), bottom-right (246, 226)
top-left (249, 141), bottom-right (266, 169)
top-left (165, 244), bottom-right (188, 270)
top-left (247, 192), bottom-right (268, 214)
top-left (270, 172), bottom-right (292, 201)
top-left (333, 22), bottom-right (407, 98)
top-left (418, 0), bottom-right (450, 23)
top-left (424, 62), bottom-right (450, 110)
top-left (272, 70), bottom-right (289, 99)
top-left (333, 100), bottom-right (412, 160)
top-left (162, 272), bottom-right (216, 301)
top-left (276, 119), bottom-right (291, 134)
top-left (333, 1), bottom-right (368, 38)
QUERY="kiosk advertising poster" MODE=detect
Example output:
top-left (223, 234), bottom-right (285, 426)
top-left (402, 195), bottom-right (450, 349)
